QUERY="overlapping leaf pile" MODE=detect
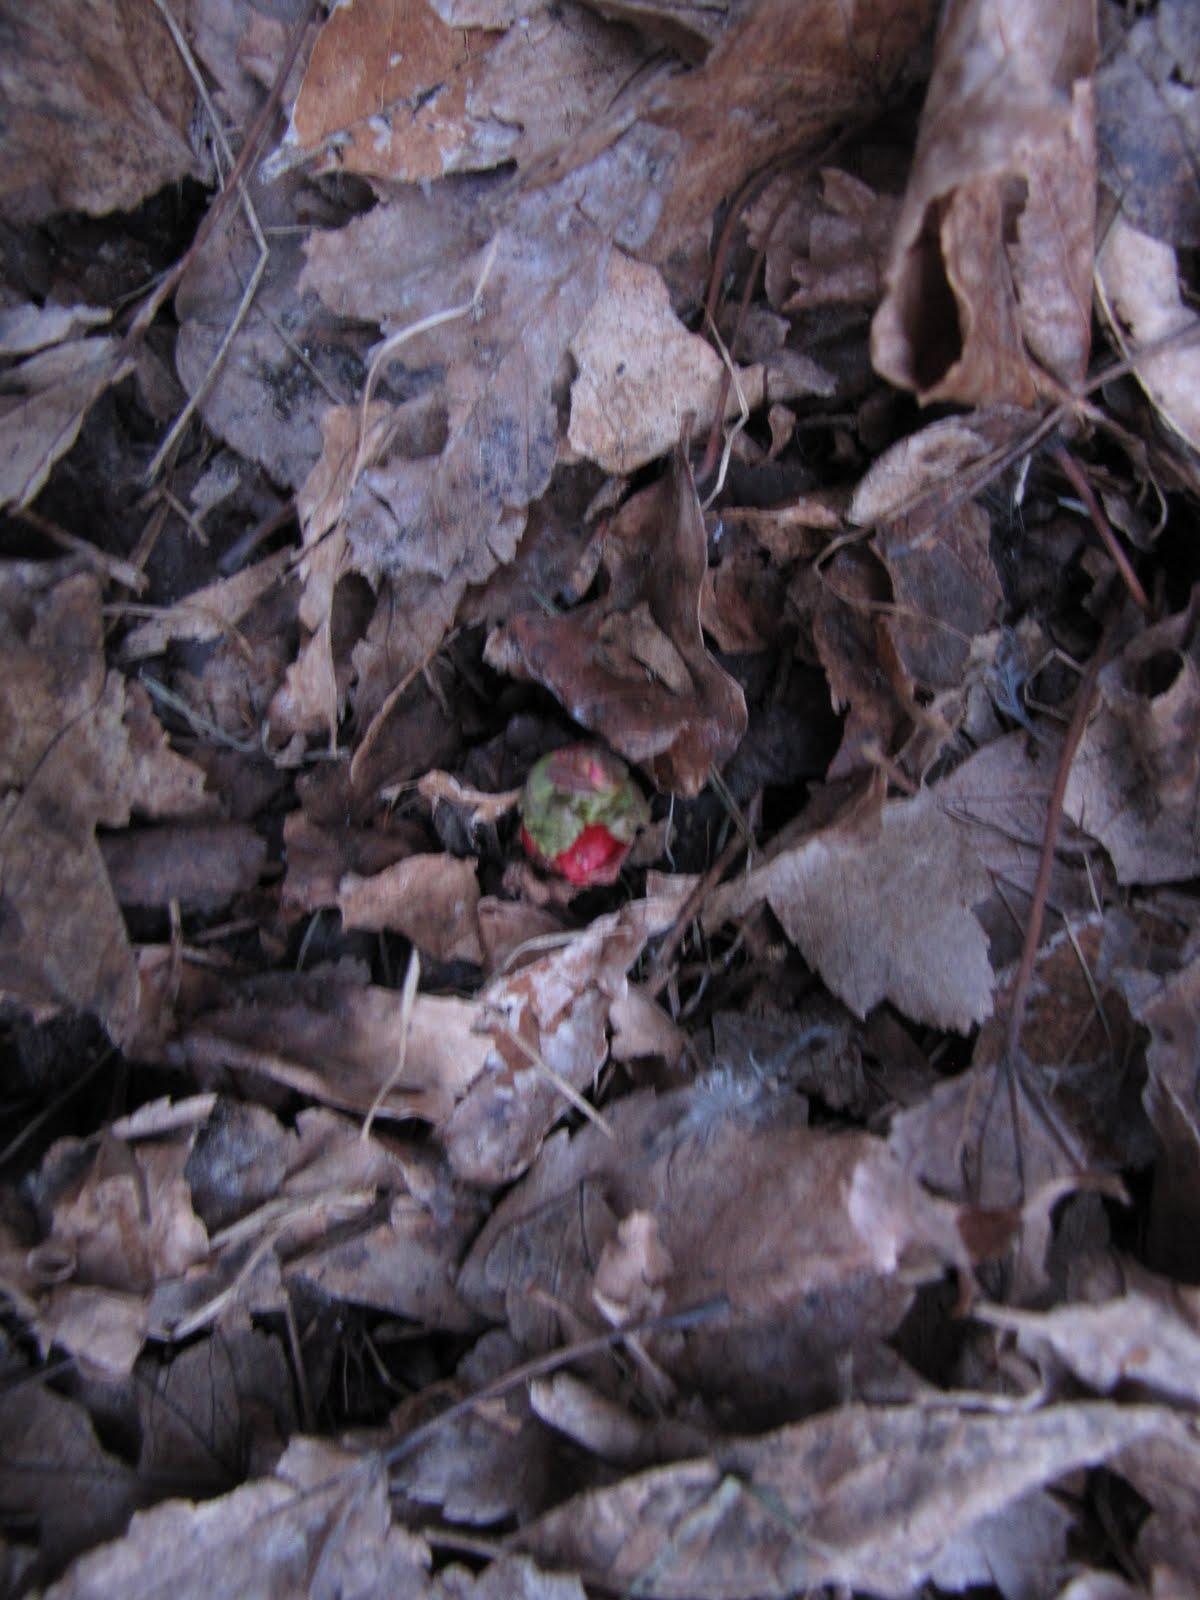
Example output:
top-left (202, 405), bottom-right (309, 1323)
top-left (3, 1), bottom-right (1200, 1596)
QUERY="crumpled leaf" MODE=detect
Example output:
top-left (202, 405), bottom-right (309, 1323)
top-left (0, 0), bottom-right (200, 224)
top-left (292, 170), bottom-right (641, 769)
top-left (486, 445), bottom-right (748, 797)
top-left (1064, 594), bottom-right (1200, 884)
top-left (705, 783), bottom-right (994, 1030)
top-left (443, 883), bottom-right (690, 1184)
top-left (518, 1401), bottom-right (1173, 1600)
top-left (567, 251), bottom-right (762, 474)
top-left (0, 566), bottom-right (211, 1043)
top-left (872, 0), bottom-right (1097, 405)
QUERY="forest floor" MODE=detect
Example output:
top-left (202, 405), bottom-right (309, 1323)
top-left (2, 2), bottom-right (1200, 1597)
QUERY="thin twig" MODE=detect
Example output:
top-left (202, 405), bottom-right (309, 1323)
top-left (381, 1298), bottom-right (729, 1469)
top-left (1003, 629), bottom-right (1112, 1070)
top-left (145, 0), bottom-right (281, 482)
top-left (490, 1018), bottom-right (614, 1139)
top-left (361, 946), bottom-right (420, 1142)
top-left (1049, 440), bottom-right (1152, 617)
top-left (646, 829), bottom-right (746, 998)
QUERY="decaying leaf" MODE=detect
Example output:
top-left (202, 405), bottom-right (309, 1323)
top-left (458, 1079), bottom-right (988, 1417)
top-left (443, 882), bottom-right (690, 1184)
top-left (872, 0), bottom-right (1097, 405)
top-left (338, 853), bottom-right (484, 965)
top-left (486, 445), bottom-right (748, 797)
top-left (39, 1438), bottom-right (429, 1600)
top-left (0, 1380), bottom-right (137, 1586)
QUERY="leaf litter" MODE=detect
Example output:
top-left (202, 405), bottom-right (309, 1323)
top-left (2, 1), bottom-right (1200, 1597)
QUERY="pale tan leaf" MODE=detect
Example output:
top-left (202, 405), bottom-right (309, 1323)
top-left (567, 252), bottom-right (762, 474)
top-left (338, 853), bottom-right (484, 965)
top-left (1095, 216), bottom-right (1200, 457)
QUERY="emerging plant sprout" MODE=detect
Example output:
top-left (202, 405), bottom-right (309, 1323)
top-left (519, 744), bottom-right (649, 886)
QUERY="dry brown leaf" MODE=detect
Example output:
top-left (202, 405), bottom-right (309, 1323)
top-left (934, 727), bottom-right (1102, 967)
top-left (567, 252), bottom-right (763, 474)
top-left (0, 566), bottom-right (211, 1043)
top-left (40, 1438), bottom-right (430, 1600)
top-left (980, 1262), bottom-right (1200, 1407)
top-left (0, 0), bottom-right (200, 224)
top-left (583, 0), bottom-right (729, 60)
top-left (393, 1329), bottom-right (562, 1526)
top-left (459, 1082), bottom-right (980, 1415)
top-left (783, 169), bottom-right (899, 314)
top-left (1063, 596), bottom-right (1200, 885)
top-left (119, 551), bottom-right (291, 661)
top-left (0, 339), bottom-right (133, 510)
top-left (518, 1402), bottom-right (1171, 1599)
top-left (0, 1381), bottom-right (137, 1586)
top-left (99, 823), bottom-right (266, 912)
top-left (172, 971), bottom-right (492, 1126)
top-left (793, 545), bottom-right (904, 780)
top-left (0, 301), bottom-right (111, 357)
top-left (295, 175), bottom-right (634, 765)
top-left (136, 1323), bottom-right (296, 1493)
top-left (485, 446), bottom-right (748, 797)
top-left (289, 0), bottom-right (646, 182)
top-left (338, 853), bottom-right (484, 966)
top-left (638, 0), bottom-right (936, 266)
top-left (1095, 216), bottom-right (1200, 458)
top-left (1096, 0), bottom-right (1200, 249)
top-left (704, 784), bottom-right (994, 1031)
top-left (280, 811), bottom-right (426, 918)
top-left (872, 0), bottom-right (1097, 405)
top-left (167, 1100), bottom-right (482, 1331)
top-left (174, 172), bottom-right (370, 493)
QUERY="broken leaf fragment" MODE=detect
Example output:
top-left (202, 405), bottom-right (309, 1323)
top-left (520, 744), bottom-right (649, 886)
